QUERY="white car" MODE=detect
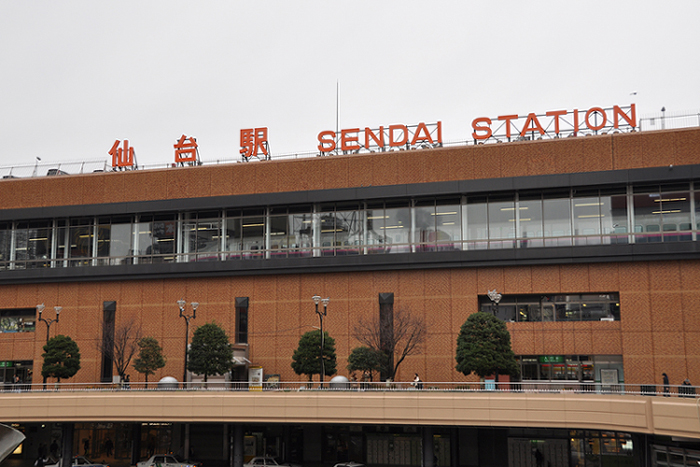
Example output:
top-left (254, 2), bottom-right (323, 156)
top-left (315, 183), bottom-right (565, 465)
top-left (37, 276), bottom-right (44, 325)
top-left (243, 457), bottom-right (299, 467)
top-left (45, 456), bottom-right (108, 467)
top-left (136, 455), bottom-right (199, 467)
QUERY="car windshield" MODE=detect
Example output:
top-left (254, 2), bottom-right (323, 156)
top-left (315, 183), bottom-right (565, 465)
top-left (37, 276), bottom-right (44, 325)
top-left (75, 458), bottom-right (92, 465)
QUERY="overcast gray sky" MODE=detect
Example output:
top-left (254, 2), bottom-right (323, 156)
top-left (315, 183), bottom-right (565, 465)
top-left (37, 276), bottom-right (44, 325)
top-left (1, 1), bottom-right (698, 170)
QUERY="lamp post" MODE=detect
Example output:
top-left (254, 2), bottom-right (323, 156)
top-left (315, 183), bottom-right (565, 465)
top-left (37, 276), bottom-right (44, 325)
top-left (313, 295), bottom-right (329, 386)
top-left (487, 289), bottom-right (502, 317)
top-left (178, 299), bottom-right (199, 387)
top-left (37, 303), bottom-right (62, 386)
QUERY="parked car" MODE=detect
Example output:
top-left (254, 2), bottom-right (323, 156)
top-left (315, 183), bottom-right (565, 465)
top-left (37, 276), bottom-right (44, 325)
top-left (243, 457), bottom-right (300, 467)
top-left (136, 454), bottom-right (200, 467)
top-left (45, 456), bottom-right (108, 467)
top-left (334, 463), bottom-right (365, 467)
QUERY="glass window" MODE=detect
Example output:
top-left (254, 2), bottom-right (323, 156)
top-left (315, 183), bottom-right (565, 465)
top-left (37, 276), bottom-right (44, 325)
top-left (543, 193), bottom-right (572, 247)
top-left (518, 194), bottom-right (544, 248)
top-left (68, 218), bottom-right (94, 267)
top-left (289, 208), bottom-right (313, 257)
top-left (0, 308), bottom-right (36, 333)
top-left (318, 204), bottom-right (337, 256)
top-left (384, 201), bottom-right (411, 254)
top-left (236, 298), bottom-right (249, 344)
top-left (413, 200), bottom-right (436, 252)
top-left (573, 191), bottom-right (602, 245)
top-left (0, 222), bottom-right (11, 269)
top-left (435, 199), bottom-right (462, 251)
top-left (466, 196), bottom-right (488, 250)
top-left (365, 202), bottom-right (388, 254)
top-left (488, 196), bottom-right (515, 249)
top-left (335, 203), bottom-right (362, 256)
top-left (516, 303), bottom-right (541, 322)
top-left (570, 438), bottom-right (585, 467)
top-left (136, 214), bottom-right (177, 263)
top-left (600, 188), bottom-right (628, 244)
top-left (224, 210), bottom-right (242, 260)
top-left (241, 209), bottom-right (265, 259)
top-left (269, 212), bottom-right (290, 258)
top-left (55, 220), bottom-right (68, 266)
top-left (180, 211), bottom-right (221, 262)
top-left (556, 301), bottom-right (581, 321)
top-left (633, 186), bottom-right (661, 243)
top-left (14, 221), bottom-right (52, 269)
top-left (660, 189), bottom-right (691, 242)
top-left (566, 356), bottom-right (580, 380)
top-left (97, 216), bottom-right (133, 265)
top-left (520, 357), bottom-right (539, 381)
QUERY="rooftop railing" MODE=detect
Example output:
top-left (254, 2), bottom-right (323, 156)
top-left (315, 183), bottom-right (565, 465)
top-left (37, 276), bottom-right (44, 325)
top-left (2, 111), bottom-right (699, 180)
top-left (1, 380), bottom-right (696, 398)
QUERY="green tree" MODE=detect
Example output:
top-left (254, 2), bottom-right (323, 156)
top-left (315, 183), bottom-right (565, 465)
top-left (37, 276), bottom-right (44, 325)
top-left (42, 335), bottom-right (81, 383)
top-left (291, 330), bottom-right (337, 382)
top-left (455, 312), bottom-right (520, 382)
top-left (347, 346), bottom-right (386, 381)
top-left (187, 322), bottom-right (233, 384)
top-left (133, 336), bottom-right (166, 388)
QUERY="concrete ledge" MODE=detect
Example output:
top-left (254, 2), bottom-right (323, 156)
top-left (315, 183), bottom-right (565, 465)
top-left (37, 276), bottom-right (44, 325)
top-left (1, 391), bottom-right (698, 439)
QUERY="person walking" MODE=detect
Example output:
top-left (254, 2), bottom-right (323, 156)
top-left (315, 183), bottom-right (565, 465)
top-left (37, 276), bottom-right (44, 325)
top-left (412, 373), bottom-right (423, 390)
top-left (662, 373), bottom-right (670, 396)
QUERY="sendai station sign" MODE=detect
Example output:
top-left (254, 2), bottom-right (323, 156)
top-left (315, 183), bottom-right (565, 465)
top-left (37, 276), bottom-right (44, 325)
top-left (108, 104), bottom-right (637, 169)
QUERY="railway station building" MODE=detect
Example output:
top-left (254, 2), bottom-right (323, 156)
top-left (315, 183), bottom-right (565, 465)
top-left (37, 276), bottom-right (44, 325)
top-left (1, 118), bottom-right (700, 467)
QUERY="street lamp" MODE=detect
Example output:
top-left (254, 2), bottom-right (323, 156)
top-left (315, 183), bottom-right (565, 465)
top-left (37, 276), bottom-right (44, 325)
top-left (37, 304), bottom-right (62, 344)
top-left (37, 303), bottom-right (62, 386)
top-left (487, 289), bottom-right (502, 317)
top-left (178, 299), bottom-right (199, 387)
top-left (312, 295), bottom-right (329, 386)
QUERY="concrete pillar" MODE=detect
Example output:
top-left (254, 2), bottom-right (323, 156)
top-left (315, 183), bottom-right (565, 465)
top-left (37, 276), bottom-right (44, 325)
top-left (450, 428), bottom-right (459, 467)
top-left (422, 426), bottom-right (434, 467)
top-left (60, 423), bottom-right (73, 467)
top-left (379, 293), bottom-right (394, 382)
top-left (184, 424), bottom-right (190, 462)
top-left (131, 423), bottom-right (142, 466)
top-left (223, 424), bottom-right (229, 461)
top-left (232, 425), bottom-right (243, 467)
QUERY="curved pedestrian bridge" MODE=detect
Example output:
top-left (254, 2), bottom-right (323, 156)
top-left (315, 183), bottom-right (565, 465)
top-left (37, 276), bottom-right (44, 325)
top-left (1, 387), bottom-right (699, 440)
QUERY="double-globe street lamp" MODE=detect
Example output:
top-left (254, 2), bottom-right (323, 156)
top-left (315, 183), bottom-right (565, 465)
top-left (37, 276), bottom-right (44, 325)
top-left (178, 299), bottom-right (199, 387)
top-left (37, 303), bottom-right (62, 386)
top-left (487, 289), bottom-right (502, 317)
top-left (312, 295), bottom-right (330, 385)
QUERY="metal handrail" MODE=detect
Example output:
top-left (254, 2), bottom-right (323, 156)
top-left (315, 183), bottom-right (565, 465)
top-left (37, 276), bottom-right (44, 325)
top-left (1, 380), bottom-right (696, 398)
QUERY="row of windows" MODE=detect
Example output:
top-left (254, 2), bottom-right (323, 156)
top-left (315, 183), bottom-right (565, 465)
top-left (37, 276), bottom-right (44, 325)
top-left (515, 355), bottom-right (623, 382)
top-left (0, 309), bottom-right (35, 332)
top-left (1, 183), bottom-right (699, 269)
top-left (479, 294), bottom-right (621, 322)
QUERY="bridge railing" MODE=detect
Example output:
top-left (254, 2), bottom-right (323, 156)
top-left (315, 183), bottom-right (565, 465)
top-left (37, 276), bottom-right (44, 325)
top-left (1, 380), bottom-right (697, 398)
